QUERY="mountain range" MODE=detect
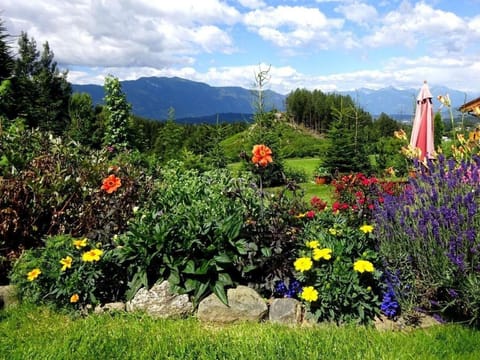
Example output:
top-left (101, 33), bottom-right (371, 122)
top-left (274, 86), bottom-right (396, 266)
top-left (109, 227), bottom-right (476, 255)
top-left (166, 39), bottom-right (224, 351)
top-left (72, 77), bottom-right (480, 123)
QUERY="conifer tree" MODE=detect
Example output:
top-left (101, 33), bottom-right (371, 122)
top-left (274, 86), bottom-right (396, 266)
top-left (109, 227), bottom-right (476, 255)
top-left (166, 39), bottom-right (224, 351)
top-left (9, 32), bottom-right (71, 133)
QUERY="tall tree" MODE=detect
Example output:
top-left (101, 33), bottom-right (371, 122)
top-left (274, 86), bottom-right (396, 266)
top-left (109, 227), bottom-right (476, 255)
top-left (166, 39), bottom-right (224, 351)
top-left (9, 32), bottom-right (71, 133)
top-left (0, 17), bottom-right (13, 81)
top-left (67, 92), bottom-right (97, 146)
top-left (154, 107), bottom-right (185, 162)
top-left (103, 75), bottom-right (131, 150)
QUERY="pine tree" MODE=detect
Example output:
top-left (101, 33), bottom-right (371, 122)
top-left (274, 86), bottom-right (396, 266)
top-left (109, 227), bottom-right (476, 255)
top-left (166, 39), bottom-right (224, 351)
top-left (67, 92), bottom-right (97, 146)
top-left (9, 32), bottom-right (71, 133)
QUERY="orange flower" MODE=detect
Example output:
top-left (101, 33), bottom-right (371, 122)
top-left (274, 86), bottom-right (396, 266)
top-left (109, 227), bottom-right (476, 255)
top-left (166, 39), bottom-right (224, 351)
top-left (101, 174), bottom-right (121, 193)
top-left (251, 144), bottom-right (273, 167)
top-left (70, 293), bottom-right (79, 303)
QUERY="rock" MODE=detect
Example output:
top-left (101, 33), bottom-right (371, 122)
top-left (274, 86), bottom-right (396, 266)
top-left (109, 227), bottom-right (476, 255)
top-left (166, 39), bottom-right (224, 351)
top-left (374, 313), bottom-right (442, 331)
top-left (94, 302), bottom-right (126, 314)
top-left (0, 285), bottom-right (17, 309)
top-left (197, 285), bottom-right (267, 323)
top-left (268, 298), bottom-right (303, 324)
top-left (126, 280), bottom-right (193, 318)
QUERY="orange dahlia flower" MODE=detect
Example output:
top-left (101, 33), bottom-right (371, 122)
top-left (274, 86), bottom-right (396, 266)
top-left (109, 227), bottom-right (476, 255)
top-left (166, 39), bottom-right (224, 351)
top-left (101, 174), bottom-right (121, 193)
top-left (251, 144), bottom-right (273, 167)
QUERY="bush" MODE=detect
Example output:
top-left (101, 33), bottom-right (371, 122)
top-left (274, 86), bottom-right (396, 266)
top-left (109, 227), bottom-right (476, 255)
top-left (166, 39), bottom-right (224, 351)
top-left (331, 173), bottom-right (404, 227)
top-left (0, 122), bottom-right (153, 283)
top-left (115, 161), bottom-right (307, 305)
top-left (10, 234), bottom-right (126, 308)
top-left (374, 156), bottom-right (480, 324)
top-left (293, 210), bottom-right (382, 324)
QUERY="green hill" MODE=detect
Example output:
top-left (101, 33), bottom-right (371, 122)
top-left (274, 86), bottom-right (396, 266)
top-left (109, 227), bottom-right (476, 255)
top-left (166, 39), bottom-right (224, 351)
top-left (220, 119), bottom-right (330, 162)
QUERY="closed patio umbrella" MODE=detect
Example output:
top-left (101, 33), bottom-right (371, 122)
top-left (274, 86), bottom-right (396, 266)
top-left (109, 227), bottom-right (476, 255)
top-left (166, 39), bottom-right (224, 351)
top-left (410, 81), bottom-right (434, 161)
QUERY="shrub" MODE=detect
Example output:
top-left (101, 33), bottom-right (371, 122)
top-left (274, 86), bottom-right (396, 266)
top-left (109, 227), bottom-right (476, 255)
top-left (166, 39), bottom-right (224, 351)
top-left (10, 234), bottom-right (126, 308)
top-left (374, 156), bottom-right (480, 324)
top-left (293, 210), bottom-right (382, 324)
top-left (0, 122), bottom-right (154, 283)
top-left (115, 158), bottom-right (307, 305)
top-left (331, 173), bottom-right (403, 226)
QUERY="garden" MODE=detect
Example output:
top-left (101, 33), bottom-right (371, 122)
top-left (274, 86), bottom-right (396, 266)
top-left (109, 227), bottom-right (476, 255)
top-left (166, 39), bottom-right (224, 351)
top-left (2, 17), bottom-right (480, 359)
top-left (2, 109), bottom-right (480, 357)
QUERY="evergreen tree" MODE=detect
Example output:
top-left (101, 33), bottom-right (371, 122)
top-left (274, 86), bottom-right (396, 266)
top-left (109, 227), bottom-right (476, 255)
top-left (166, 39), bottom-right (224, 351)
top-left (434, 111), bottom-right (444, 149)
top-left (67, 92), bottom-right (97, 146)
top-left (0, 18), bottom-right (13, 82)
top-left (9, 32), bottom-right (71, 134)
top-left (153, 107), bottom-right (185, 162)
top-left (103, 75), bottom-right (131, 150)
top-left (323, 105), bottom-right (371, 175)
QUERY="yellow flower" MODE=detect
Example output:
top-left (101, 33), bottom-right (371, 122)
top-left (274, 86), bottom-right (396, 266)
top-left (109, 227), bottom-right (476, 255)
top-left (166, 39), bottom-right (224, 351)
top-left (306, 240), bottom-right (319, 249)
top-left (313, 248), bottom-right (332, 261)
top-left (294, 257), bottom-right (313, 272)
top-left (328, 228), bottom-right (337, 236)
top-left (60, 256), bottom-right (73, 271)
top-left (353, 260), bottom-right (375, 273)
top-left (295, 212), bottom-right (306, 218)
top-left (27, 268), bottom-right (41, 281)
top-left (73, 238), bottom-right (88, 249)
top-left (393, 129), bottom-right (407, 141)
top-left (70, 293), bottom-right (79, 303)
top-left (300, 286), bottom-right (319, 302)
top-left (359, 224), bottom-right (374, 234)
top-left (82, 249), bottom-right (103, 262)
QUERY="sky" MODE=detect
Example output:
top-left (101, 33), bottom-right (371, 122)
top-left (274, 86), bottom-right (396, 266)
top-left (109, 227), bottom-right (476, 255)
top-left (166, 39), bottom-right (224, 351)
top-left (2, 0), bottom-right (480, 94)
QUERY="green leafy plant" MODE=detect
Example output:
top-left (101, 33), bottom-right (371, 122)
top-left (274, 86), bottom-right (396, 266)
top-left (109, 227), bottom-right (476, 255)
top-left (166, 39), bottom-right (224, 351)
top-left (115, 164), bottom-right (249, 306)
top-left (294, 211), bottom-right (382, 324)
top-left (10, 234), bottom-right (126, 308)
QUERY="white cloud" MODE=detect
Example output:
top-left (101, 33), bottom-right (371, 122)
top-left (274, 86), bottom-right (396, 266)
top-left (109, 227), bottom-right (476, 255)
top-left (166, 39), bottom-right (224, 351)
top-left (3, 0), bottom-right (239, 68)
top-left (243, 5), bottom-right (344, 48)
top-left (363, 2), bottom-right (468, 52)
top-left (334, 1), bottom-right (378, 26)
top-left (237, 0), bottom-right (267, 9)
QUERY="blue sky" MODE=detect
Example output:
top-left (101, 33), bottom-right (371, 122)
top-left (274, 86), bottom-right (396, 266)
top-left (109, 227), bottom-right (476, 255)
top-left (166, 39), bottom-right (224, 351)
top-left (2, 0), bottom-right (480, 94)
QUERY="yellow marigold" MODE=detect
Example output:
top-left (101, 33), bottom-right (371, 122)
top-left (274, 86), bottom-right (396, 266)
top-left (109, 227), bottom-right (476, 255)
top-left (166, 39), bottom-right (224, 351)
top-left (82, 249), bottom-right (103, 262)
top-left (328, 228), bottom-right (337, 236)
top-left (306, 240), bottom-right (319, 249)
top-left (359, 224), bottom-right (374, 234)
top-left (70, 293), bottom-right (79, 303)
top-left (300, 286), bottom-right (319, 302)
top-left (313, 248), bottom-right (332, 261)
top-left (60, 256), bottom-right (73, 271)
top-left (294, 257), bottom-right (313, 272)
top-left (27, 268), bottom-right (41, 281)
top-left (353, 260), bottom-right (375, 273)
top-left (73, 238), bottom-right (88, 249)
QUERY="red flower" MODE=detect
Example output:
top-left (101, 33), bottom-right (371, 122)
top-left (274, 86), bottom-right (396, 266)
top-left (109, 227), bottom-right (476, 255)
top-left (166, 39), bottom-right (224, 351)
top-left (310, 196), bottom-right (327, 211)
top-left (306, 210), bottom-right (315, 218)
top-left (251, 144), bottom-right (273, 167)
top-left (101, 174), bottom-right (121, 193)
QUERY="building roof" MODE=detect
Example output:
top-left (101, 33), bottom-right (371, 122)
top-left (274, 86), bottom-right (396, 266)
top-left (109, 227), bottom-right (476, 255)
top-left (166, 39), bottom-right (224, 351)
top-left (459, 97), bottom-right (480, 117)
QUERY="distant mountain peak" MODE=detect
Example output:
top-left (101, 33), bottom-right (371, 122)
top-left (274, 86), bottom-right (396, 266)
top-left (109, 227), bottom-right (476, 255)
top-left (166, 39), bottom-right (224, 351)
top-left (72, 76), bottom-right (479, 122)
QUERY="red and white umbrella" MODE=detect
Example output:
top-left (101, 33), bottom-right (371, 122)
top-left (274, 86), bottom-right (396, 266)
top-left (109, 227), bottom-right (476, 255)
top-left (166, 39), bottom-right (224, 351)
top-left (410, 81), bottom-right (435, 161)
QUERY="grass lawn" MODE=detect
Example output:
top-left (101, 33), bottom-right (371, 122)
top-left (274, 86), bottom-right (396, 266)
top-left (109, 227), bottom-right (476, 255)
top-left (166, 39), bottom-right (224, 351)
top-left (228, 157), bottom-right (321, 179)
top-left (1, 305), bottom-right (479, 359)
top-left (283, 157), bottom-right (321, 178)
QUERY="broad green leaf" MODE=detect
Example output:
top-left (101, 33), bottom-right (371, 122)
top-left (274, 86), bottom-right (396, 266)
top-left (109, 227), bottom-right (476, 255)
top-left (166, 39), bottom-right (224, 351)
top-left (213, 281), bottom-right (229, 306)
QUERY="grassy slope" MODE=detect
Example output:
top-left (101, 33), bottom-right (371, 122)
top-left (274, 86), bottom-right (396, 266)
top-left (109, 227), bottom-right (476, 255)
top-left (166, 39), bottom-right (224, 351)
top-left (1, 305), bottom-right (479, 359)
top-left (220, 120), bottom-right (331, 162)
